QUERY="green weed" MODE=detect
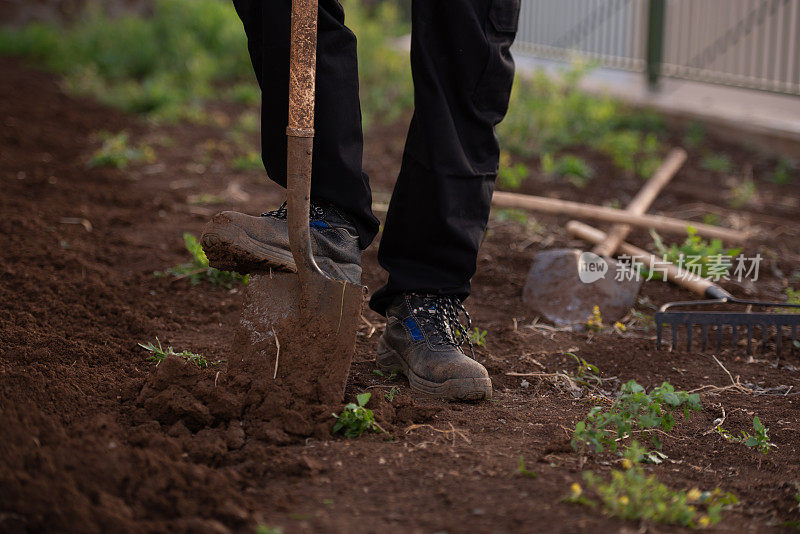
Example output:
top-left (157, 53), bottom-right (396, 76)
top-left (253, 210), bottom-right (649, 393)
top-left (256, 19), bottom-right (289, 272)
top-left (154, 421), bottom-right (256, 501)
top-left (567, 352), bottom-right (602, 389)
top-left (497, 150), bottom-right (530, 189)
top-left (516, 456), bottom-right (537, 478)
top-left (542, 153), bottom-right (594, 187)
top-left (701, 153), bottom-right (733, 173)
top-left (585, 305), bottom-right (604, 332)
top-left (571, 380), bottom-right (701, 454)
top-left (155, 233), bottom-right (248, 288)
top-left (373, 369), bottom-right (400, 380)
top-left (139, 338), bottom-right (219, 369)
top-left (717, 416), bottom-right (776, 455)
top-left (384, 386), bottom-right (399, 402)
top-left (255, 526), bottom-right (283, 534)
top-left (468, 328), bottom-right (487, 347)
top-left (647, 227), bottom-right (741, 280)
top-left (232, 151), bottom-right (263, 172)
top-left (683, 121), bottom-right (706, 148)
top-left (88, 132), bottom-right (154, 169)
top-left (728, 177), bottom-right (756, 208)
top-left (569, 449), bottom-right (737, 528)
top-left (769, 157), bottom-right (797, 185)
top-left (332, 392), bottom-right (382, 437)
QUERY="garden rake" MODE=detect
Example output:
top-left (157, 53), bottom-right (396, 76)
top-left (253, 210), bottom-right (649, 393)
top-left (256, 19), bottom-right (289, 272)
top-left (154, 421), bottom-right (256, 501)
top-left (567, 221), bottom-right (800, 355)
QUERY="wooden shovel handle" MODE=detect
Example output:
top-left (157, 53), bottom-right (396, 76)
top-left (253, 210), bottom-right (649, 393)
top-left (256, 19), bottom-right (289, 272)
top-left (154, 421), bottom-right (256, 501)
top-left (593, 148), bottom-right (687, 257)
top-left (567, 220), bottom-right (717, 296)
top-left (491, 191), bottom-right (748, 243)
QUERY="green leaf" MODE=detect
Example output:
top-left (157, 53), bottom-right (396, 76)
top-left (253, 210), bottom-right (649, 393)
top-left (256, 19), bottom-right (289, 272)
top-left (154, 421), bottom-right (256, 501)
top-left (356, 392), bottom-right (371, 407)
top-left (744, 436), bottom-right (758, 447)
top-left (752, 416), bottom-right (764, 432)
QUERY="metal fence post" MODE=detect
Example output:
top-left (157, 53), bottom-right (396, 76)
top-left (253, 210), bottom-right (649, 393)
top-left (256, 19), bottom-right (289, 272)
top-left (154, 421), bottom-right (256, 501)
top-left (646, 0), bottom-right (666, 90)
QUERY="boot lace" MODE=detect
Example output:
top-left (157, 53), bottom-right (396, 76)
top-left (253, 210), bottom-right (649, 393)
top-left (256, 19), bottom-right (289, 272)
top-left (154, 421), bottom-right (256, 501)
top-left (261, 201), bottom-right (326, 220)
top-left (412, 294), bottom-right (475, 358)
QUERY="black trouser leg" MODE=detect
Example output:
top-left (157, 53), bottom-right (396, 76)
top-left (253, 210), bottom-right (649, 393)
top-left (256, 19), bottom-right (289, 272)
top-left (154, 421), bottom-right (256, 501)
top-left (232, 0), bottom-right (380, 250)
top-left (369, 0), bottom-right (520, 316)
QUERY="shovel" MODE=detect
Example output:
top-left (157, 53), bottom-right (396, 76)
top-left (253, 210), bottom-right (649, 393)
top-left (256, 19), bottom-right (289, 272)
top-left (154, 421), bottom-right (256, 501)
top-left (521, 148), bottom-right (687, 326)
top-left (228, 0), bottom-right (365, 404)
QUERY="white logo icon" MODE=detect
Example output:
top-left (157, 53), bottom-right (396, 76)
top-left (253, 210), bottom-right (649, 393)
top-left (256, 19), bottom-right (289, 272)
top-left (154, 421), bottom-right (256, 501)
top-left (578, 252), bottom-right (608, 284)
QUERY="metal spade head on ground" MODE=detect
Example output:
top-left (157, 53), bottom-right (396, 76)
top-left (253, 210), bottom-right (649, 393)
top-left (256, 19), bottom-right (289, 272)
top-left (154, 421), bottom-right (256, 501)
top-left (228, 0), bottom-right (364, 404)
top-left (522, 148), bottom-right (687, 327)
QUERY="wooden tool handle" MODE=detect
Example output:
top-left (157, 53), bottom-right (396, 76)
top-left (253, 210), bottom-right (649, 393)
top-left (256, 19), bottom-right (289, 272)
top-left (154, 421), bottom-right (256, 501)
top-left (286, 0), bottom-right (324, 280)
top-left (492, 191), bottom-right (748, 243)
top-left (593, 148), bottom-right (687, 257)
top-left (567, 220), bottom-right (718, 296)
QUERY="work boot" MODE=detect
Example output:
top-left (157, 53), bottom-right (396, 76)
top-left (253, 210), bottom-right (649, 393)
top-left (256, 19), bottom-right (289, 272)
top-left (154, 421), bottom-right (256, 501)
top-left (200, 200), bottom-right (362, 284)
top-left (376, 293), bottom-right (492, 401)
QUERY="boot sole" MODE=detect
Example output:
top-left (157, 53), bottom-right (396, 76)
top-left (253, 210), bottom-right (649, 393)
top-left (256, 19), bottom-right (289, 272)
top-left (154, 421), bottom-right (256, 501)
top-left (376, 339), bottom-right (492, 402)
top-left (201, 224), bottom-right (297, 274)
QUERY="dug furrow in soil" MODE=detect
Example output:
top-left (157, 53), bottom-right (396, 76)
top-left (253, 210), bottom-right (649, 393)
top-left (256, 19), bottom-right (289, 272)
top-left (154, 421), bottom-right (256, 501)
top-left (2, 57), bottom-right (800, 533)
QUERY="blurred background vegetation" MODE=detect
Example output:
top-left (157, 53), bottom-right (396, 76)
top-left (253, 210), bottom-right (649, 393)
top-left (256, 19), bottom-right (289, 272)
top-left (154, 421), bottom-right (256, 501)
top-left (1, 0), bottom-right (791, 191)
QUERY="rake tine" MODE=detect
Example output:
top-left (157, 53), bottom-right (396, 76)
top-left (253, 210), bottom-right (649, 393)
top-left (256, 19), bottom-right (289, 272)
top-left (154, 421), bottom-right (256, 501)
top-left (776, 324), bottom-right (782, 356)
top-left (746, 323), bottom-right (753, 355)
top-left (732, 323), bottom-right (738, 350)
top-left (656, 322), bottom-right (662, 350)
top-left (716, 323), bottom-right (723, 350)
top-left (762, 323), bottom-right (768, 354)
top-left (701, 324), bottom-right (708, 352)
top-left (671, 320), bottom-right (678, 351)
top-left (686, 323), bottom-right (693, 352)
top-left (793, 324), bottom-right (797, 352)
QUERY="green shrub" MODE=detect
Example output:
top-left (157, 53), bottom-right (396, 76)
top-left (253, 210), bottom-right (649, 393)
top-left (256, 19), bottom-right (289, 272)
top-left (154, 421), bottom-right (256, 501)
top-left (0, 0), bottom-right (252, 120)
top-left (88, 131), bottom-right (154, 169)
top-left (332, 392), bottom-right (382, 437)
top-left (542, 153), bottom-right (594, 187)
top-left (701, 154), bottom-right (733, 173)
top-left (571, 380), bottom-right (701, 454)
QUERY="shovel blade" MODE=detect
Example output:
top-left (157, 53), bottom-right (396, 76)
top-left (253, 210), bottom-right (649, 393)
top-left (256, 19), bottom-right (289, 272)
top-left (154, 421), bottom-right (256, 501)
top-left (230, 272), bottom-right (365, 404)
top-left (522, 248), bottom-right (642, 327)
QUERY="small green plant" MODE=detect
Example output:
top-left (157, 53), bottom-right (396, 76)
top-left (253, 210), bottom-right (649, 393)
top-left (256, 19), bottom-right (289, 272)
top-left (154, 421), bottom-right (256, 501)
top-left (569, 449), bottom-right (737, 528)
top-left (542, 154), bottom-right (594, 187)
top-left (88, 132), bottom-right (154, 169)
top-left (232, 151), bottom-right (263, 171)
top-left (769, 157), bottom-right (797, 185)
top-left (139, 338), bottom-right (219, 369)
top-left (585, 305), bottom-right (604, 332)
top-left (516, 456), bottom-right (537, 478)
top-left (683, 121), bottom-right (706, 148)
top-left (255, 526), bottom-right (283, 534)
top-left (701, 153), bottom-right (733, 173)
top-left (373, 368), bottom-right (400, 380)
top-left (156, 233), bottom-right (248, 288)
top-left (332, 392), bottom-right (382, 437)
top-left (716, 416), bottom-right (776, 455)
top-left (468, 328), bottom-right (487, 347)
top-left (571, 380), bottom-right (701, 454)
top-left (384, 386), bottom-right (399, 402)
top-left (567, 352), bottom-right (602, 389)
top-left (497, 151), bottom-right (529, 189)
top-left (648, 227), bottom-right (741, 280)
top-left (728, 177), bottom-right (756, 208)
top-left (786, 288), bottom-right (800, 314)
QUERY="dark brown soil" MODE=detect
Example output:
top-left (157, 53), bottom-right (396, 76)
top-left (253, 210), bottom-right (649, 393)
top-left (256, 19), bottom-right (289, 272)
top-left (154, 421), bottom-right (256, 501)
top-left (2, 57), bottom-right (800, 533)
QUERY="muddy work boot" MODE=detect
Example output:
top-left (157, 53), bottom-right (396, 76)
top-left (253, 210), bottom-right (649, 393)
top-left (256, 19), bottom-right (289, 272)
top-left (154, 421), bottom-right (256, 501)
top-left (200, 200), bottom-right (361, 284)
top-left (377, 293), bottom-right (492, 401)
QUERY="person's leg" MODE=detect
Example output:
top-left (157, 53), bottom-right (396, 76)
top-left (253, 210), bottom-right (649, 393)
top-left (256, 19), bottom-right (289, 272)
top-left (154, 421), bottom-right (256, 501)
top-left (231, 0), bottom-right (379, 250)
top-left (369, 0), bottom-right (520, 315)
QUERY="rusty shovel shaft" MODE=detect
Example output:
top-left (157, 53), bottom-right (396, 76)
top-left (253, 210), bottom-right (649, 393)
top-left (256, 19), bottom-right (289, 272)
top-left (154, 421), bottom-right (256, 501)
top-left (286, 0), bottom-right (321, 285)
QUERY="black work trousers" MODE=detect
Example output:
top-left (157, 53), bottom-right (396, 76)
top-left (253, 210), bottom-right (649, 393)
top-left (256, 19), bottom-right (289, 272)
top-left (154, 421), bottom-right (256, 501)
top-left (232, 0), bottom-right (519, 316)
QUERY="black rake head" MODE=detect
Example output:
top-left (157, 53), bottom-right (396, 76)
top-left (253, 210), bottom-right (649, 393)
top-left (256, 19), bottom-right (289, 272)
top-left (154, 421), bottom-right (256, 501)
top-left (655, 297), bottom-right (800, 355)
